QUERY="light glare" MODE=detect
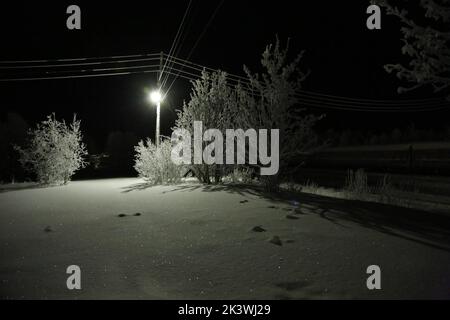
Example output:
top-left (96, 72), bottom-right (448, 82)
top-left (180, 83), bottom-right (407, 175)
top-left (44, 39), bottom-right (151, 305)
top-left (149, 90), bottom-right (162, 104)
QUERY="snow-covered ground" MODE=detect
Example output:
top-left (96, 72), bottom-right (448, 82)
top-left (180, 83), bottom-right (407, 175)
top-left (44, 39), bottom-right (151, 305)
top-left (1, 178), bottom-right (449, 299)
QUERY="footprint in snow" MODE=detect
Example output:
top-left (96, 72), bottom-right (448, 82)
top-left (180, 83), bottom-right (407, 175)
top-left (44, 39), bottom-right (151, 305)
top-left (286, 214), bottom-right (299, 220)
top-left (240, 200), bottom-right (249, 204)
top-left (118, 213), bottom-right (142, 218)
top-left (267, 205), bottom-right (278, 209)
top-left (251, 226), bottom-right (266, 232)
top-left (44, 226), bottom-right (52, 232)
top-left (269, 235), bottom-right (283, 246)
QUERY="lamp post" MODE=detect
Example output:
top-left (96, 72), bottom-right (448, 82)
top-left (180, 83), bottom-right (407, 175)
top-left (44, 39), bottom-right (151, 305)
top-left (150, 52), bottom-right (164, 147)
top-left (149, 89), bottom-right (163, 147)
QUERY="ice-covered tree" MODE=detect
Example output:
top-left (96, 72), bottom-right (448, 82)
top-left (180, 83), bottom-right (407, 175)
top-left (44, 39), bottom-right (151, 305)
top-left (134, 138), bottom-right (184, 184)
top-left (237, 37), bottom-right (322, 190)
top-left (174, 70), bottom-right (239, 184)
top-left (376, 0), bottom-right (450, 97)
top-left (173, 38), bottom-right (321, 189)
top-left (16, 114), bottom-right (87, 185)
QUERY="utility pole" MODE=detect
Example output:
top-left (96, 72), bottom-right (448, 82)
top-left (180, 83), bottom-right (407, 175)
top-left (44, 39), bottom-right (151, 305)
top-left (156, 51), bottom-right (163, 147)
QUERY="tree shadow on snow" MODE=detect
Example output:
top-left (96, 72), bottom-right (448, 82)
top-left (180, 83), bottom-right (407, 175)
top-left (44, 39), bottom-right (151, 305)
top-left (275, 190), bottom-right (450, 253)
top-left (121, 180), bottom-right (265, 197)
top-left (121, 181), bottom-right (450, 252)
top-left (160, 183), bottom-right (264, 198)
top-left (0, 183), bottom-right (50, 193)
top-left (121, 181), bottom-right (157, 193)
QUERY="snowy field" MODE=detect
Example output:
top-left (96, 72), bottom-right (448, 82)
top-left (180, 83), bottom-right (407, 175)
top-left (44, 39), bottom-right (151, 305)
top-left (1, 178), bottom-right (450, 299)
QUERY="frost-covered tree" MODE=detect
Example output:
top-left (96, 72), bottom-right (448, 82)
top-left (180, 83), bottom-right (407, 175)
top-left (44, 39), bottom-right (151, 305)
top-left (173, 38), bottom-right (321, 189)
top-left (237, 37), bottom-right (322, 190)
top-left (375, 0), bottom-right (450, 97)
top-left (174, 70), bottom-right (239, 184)
top-left (16, 114), bottom-right (87, 185)
top-left (134, 138), bottom-right (184, 184)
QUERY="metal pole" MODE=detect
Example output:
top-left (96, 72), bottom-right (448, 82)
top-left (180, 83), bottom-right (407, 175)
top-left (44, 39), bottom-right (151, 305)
top-left (156, 51), bottom-right (163, 147)
top-left (156, 101), bottom-right (160, 147)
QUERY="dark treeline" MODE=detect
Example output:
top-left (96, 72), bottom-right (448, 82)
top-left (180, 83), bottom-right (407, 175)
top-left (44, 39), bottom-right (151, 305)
top-left (322, 124), bottom-right (450, 148)
top-left (0, 113), bottom-right (28, 182)
top-left (2, 112), bottom-right (449, 183)
top-left (76, 131), bottom-right (139, 180)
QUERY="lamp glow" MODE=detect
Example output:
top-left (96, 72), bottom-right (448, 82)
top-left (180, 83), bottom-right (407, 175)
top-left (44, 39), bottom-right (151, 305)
top-left (149, 90), bottom-right (162, 104)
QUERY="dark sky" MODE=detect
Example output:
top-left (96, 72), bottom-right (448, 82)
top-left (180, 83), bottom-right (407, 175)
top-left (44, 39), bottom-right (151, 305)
top-left (0, 1), bottom-right (448, 148)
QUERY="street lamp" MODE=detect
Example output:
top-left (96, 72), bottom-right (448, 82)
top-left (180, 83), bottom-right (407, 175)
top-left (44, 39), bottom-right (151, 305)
top-left (149, 90), bottom-right (162, 104)
top-left (148, 89), bottom-right (163, 147)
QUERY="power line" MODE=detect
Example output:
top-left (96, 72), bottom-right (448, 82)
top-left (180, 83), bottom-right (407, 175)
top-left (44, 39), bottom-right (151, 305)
top-left (162, 54), bottom-right (249, 83)
top-left (0, 57), bottom-right (160, 69)
top-left (164, 54), bottom-right (249, 81)
top-left (0, 69), bottom-right (160, 81)
top-left (294, 88), bottom-right (443, 105)
top-left (161, 1), bottom-right (194, 89)
top-left (46, 64), bottom-right (160, 73)
top-left (164, 0), bottom-right (225, 98)
top-left (1, 51), bottom-right (448, 112)
top-left (1, 50), bottom-right (444, 106)
top-left (186, 0), bottom-right (225, 61)
top-left (162, 54), bottom-right (446, 107)
top-left (0, 53), bottom-right (160, 64)
top-left (160, 0), bottom-right (193, 84)
top-left (150, 67), bottom-right (450, 112)
top-left (1, 61), bottom-right (447, 111)
top-left (1, 68), bottom-right (447, 112)
top-left (293, 96), bottom-right (448, 112)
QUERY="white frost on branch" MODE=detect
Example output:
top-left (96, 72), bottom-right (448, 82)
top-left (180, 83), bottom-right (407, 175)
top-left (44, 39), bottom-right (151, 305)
top-left (375, 0), bottom-right (450, 96)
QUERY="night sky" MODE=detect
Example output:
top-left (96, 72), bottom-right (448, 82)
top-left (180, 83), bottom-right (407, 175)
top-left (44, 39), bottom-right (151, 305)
top-left (1, 1), bottom-right (448, 150)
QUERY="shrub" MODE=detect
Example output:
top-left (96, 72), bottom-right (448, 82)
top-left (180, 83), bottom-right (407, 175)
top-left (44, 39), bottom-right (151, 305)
top-left (134, 138), bottom-right (183, 184)
top-left (228, 166), bottom-right (255, 184)
top-left (16, 114), bottom-right (87, 185)
top-left (345, 169), bottom-right (370, 195)
top-left (375, 174), bottom-right (396, 203)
